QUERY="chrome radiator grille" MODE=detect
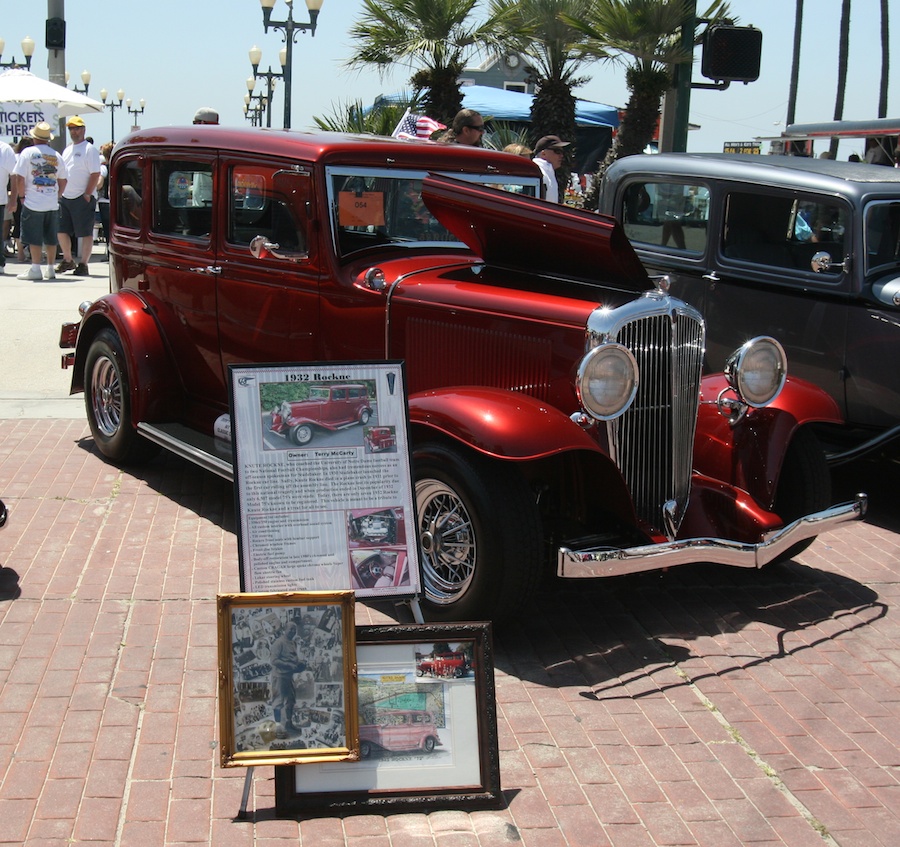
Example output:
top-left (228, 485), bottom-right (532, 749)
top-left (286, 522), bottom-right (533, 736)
top-left (605, 299), bottom-right (705, 536)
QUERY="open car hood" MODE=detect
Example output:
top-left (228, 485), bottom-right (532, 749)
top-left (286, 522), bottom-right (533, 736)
top-left (421, 173), bottom-right (652, 291)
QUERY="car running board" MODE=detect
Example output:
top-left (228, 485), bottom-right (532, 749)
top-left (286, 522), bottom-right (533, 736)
top-left (137, 422), bottom-right (234, 481)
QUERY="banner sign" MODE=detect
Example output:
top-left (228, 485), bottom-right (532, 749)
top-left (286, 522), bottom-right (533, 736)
top-left (1, 104), bottom-right (56, 139)
top-left (229, 361), bottom-right (421, 602)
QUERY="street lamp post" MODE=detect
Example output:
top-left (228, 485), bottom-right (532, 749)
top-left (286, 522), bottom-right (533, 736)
top-left (126, 98), bottom-right (146, 130)
top-left (244, 93), bottom-right (267, 127)
top-left (100, 88), bottom-right (125, 143)
top-left (248, 48), bottom-right (281, 129)
top-left (67, 69), bottom-right (91, 95)
top-left (257, 0), bottom-right (324, 129)
top-left (0, 35), bottom-right (35, 70)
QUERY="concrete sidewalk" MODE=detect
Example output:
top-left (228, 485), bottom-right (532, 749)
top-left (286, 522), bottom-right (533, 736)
top-left (0, 416), bottom-right (898, 845)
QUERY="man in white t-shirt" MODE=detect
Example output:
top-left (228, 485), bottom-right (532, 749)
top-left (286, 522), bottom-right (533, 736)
top-left (532, 135), bottom-right (570, 204)
top-left (11, 123), bottom-right (68, 280)
top-left (56, 116), bottom-right (101, 276)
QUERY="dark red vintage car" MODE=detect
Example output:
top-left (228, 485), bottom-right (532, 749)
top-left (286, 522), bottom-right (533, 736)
top-left (59, 127), bottom-right (865, 622)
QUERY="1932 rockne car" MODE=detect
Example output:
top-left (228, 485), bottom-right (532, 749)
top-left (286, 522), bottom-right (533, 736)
top-left (270, 383), bottom-right (372, 446)
top-left (59, 127), bottom-right (865, 622)
top-left (598, 153), bottom-right (900, 461)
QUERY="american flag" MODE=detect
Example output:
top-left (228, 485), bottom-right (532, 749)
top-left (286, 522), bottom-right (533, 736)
top-left (392, 109), bottom-right (446, 140)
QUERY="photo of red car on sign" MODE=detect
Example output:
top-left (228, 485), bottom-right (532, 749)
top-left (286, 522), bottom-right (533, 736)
top-left (269, 382), bottom-right (373, 447)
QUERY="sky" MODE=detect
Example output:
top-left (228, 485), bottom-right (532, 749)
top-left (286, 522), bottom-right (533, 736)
top-left (1, 0), bottom-right (897, 160)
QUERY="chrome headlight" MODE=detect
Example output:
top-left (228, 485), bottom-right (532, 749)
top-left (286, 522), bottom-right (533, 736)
top-left (576, 343), bottom-right (639, 421)
top-left (724, 336), bottom-right (787, 408)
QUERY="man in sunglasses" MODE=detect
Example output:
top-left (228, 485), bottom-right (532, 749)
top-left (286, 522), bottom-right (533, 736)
top-left (532, 135), bottom-right (571, 203)
top-left (439, 109), bottom-right (485, 146)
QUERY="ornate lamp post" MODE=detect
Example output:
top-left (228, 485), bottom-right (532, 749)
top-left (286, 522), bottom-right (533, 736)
top-left (244, 93), bottom-right (267, 127)
top-left (248, 48), bottom-right (281, 129)
top-left (0, 35), bottom-right (35, 70)
top-left (100, 88), bottom-right (125, 142)
top-left (257, 0), bottom-right (324, 129)
top-left (126, 98), bottom-right (146, 130)
top-left (67, 69), bottom-right (91, 95)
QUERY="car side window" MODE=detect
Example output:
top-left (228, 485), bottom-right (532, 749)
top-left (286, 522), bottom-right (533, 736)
top-left (228, 165), bottom-right (307, 254)
top-left (151, 160), bottom-right (214, 239)
top-left (723, 191), bottom-right (848, 275)
top-left (115, 159), bottom-right (143, 229)
top-left (622, 181), bottom-right (709, 254)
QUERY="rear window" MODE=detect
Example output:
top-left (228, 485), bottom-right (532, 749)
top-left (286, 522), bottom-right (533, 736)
top-left (621, 181), bottom-right (710, 254)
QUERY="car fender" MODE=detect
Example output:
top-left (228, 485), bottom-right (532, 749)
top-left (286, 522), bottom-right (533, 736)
top-left (72, 291), bottom-right (181, 424)
top-left (408, 387), bottom-right (604, 460)
top-left (694, 374), bottom-right (843, 508)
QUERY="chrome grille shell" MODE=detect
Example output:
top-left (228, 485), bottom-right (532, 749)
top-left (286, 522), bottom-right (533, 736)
top-left (585, 292), bottom-right (705, 537)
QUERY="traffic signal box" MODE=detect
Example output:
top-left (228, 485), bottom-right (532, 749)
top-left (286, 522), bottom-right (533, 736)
top-left (701, 25), bottom-right (762, 83)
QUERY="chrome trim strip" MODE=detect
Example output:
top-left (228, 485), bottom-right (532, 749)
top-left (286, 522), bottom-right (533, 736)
top-left (557, 494), bottom-right (867, 578)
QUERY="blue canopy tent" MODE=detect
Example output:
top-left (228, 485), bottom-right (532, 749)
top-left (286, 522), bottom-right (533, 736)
top-left (377, 85), bottom-right (620, 173)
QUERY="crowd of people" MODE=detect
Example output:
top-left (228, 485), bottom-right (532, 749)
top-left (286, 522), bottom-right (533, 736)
top-left (1, 116), bottom-right (108, 280)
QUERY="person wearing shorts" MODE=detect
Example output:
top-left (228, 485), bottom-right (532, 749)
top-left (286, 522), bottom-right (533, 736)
top-left (56, 116), bottom-right (101, 277)
top-left (11, 123), bottom-right (68, 281)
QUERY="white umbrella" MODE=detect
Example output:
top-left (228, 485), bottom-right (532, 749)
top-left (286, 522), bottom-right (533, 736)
top-left (0, 68), bottom-right (104, 117)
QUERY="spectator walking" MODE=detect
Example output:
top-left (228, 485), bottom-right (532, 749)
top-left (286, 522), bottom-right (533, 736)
top-left (439, 109), bottom-right (485, 146)
top-left (97, 142), bottom-right (114, 253)
top-left (0, 141), bottom-right (17, 275)
top-left (10, 137), bottom-right (34, 261)
top-left (11, 123), bottom-right (68, 280)
top-left (532, 135), bottom-right (570, 204)
top-left (55, 116), bottom-right (102, 276)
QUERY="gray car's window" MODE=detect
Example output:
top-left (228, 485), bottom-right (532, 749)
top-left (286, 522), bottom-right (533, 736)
top-left (865, 201), bottom-right (900, 274)
top-left (621, 181), bottom-right (709, 254)
top-left (722, 192), bottom-right (848, 276)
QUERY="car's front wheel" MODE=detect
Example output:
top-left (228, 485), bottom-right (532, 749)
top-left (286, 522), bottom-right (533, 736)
top-left (414, 442), bottom-right (542, 623)
top-left (290, 424), bottom-right (314, 445)
top-left (84, 328), bottom-right (158, 464)
top-left (360, 408), bottom-right (371, 425)
top-left (423, 737), bottom-right (436, 754)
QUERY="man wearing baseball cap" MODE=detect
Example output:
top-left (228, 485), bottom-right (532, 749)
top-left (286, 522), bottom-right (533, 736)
top-left (532, 135), bottom-right (571, 204)
top-left (56, 116), bottom-right (102, 277)
top-left (11, 123), bottom-right (68, 280)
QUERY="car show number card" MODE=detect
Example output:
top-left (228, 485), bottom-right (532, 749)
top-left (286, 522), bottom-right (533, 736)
top-left (228, 361), bottom-right (421, 600)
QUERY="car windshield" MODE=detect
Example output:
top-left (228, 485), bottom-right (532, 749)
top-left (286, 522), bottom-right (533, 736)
top-left (328, 167), bottom-right (539, 258)
top-left (865, 201), bottom-right (900, 274)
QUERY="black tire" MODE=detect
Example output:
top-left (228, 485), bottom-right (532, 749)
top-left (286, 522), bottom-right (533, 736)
top-left (360, 408), bottom-right (371, 425)
top-left (360, 741), bottom-right (372, 759)
top-left (414, 442), bottom-right (543, 623)
top-left (290, 424), bottom-right (314, 445)
top-left (423, 736), bottom-right (436, 754)
top-left (772, 426), bottom-right (831, 562)
top-left (84, 328), bottom-right (158, 464)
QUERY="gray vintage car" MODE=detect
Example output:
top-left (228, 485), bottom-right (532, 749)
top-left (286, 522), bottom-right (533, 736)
top-left (598, 153), bottom-right (900, 459)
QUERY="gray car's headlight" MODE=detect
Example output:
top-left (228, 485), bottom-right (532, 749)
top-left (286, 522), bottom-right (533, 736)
top-left (724, 336), bottom-right (787, 407)
top-left (577, 343), bottom-right (639, 420)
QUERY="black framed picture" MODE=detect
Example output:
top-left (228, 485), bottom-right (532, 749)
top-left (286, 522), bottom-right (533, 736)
top-left (274, 621), bottom-right (501, 815)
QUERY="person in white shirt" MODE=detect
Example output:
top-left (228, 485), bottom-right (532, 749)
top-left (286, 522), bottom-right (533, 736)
top-left (532, 135), bottom-right (571, 204)
top-left (0, 141), bottom-right (17, 274)
top-left (11, 123), bottom-right (68, 281)
top-left (56, 116), bottom-right (101, 276)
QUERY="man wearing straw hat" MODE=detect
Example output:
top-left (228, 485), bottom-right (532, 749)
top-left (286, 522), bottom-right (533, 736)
top-left (10, 122), bottom-right (68, 281)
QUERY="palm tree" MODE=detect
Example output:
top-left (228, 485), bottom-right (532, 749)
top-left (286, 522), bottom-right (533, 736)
top-left (346, 0), bottom-right (501, 125)
top-left (488, 1), bottom-right (598, 143)
top-left (312, 98), bottom-right (414, 135)
top-left (564, 0), bottom-right (731, 208)
top-left (829, 0), bottom-right (851, 159)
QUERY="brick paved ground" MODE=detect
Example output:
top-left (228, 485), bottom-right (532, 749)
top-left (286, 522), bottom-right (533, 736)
top-left (0, 419), bottom-right (898, 846)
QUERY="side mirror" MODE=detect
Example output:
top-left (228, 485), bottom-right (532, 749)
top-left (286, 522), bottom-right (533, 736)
top-left (873, 276), bottom-right (900, 307)
top-left (811, 250), bottom-right (850, 273)
top-left (249, 234), bottom-right (308, 262)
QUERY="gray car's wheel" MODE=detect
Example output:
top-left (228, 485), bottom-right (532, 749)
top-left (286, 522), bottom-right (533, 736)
top-left (771, 426), bottom-right (831, 562)
top-left (414, 442), bottom-right (542, 623)
top-left (84, 329), bottom-right (158, 464)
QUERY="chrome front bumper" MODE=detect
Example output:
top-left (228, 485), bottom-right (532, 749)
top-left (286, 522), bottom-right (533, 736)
top-left (558, 494), bottom-right (867, 578)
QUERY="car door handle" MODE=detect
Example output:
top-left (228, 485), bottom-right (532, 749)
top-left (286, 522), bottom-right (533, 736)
top-left (190, 266), bottom-right (222, 276)
top-left (702, 272), bottom-right (719, 282)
